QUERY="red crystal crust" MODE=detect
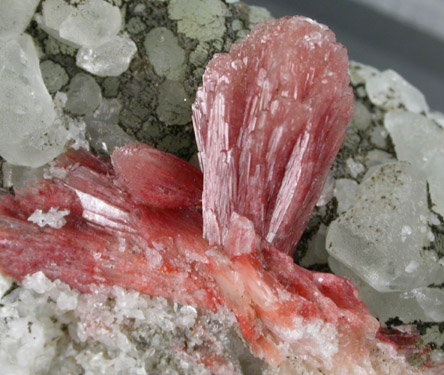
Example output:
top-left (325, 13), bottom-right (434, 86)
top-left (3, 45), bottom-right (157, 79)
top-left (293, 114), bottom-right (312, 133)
top-left (193, 16), bottom-right (354, 254)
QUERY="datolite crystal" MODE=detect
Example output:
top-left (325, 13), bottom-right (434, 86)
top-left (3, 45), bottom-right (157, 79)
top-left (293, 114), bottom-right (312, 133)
top-left (0, 16), bottom-right (433, 375)
top-left (193, 16), bottom-right (354, 254)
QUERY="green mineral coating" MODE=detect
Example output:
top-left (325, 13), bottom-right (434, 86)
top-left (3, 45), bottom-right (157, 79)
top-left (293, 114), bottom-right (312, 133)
top-left (231, 19), bottom-right (243, 31)
top-left (40, 60), bottom-right (69, 94)
top-left (144, 27), bottom-right (186, 80)
top-left (247, 5), bottom-right (272, 28)
top-left (44, 35), bottom-right (77, 56)
top-left (189, 42), bottom-right (209, 67)
top-left (102, 76), bottom-right (120, 98)
top-left (126, 17), bottom-right (147, 34)
top-left (156, 80), bottom-right (192, 125)
top-left (168, 0), bottom-right (229, 42)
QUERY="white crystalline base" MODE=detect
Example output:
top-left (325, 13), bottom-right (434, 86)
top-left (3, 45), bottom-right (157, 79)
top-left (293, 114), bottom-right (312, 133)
top-left (0, 272), bottom-right (264, 375)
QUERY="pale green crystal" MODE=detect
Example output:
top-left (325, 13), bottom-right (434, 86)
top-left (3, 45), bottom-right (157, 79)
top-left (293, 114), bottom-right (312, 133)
top-left (144, 27), bottom-right (186, 80)
top-left (168, 0), bottom-right (229, 42)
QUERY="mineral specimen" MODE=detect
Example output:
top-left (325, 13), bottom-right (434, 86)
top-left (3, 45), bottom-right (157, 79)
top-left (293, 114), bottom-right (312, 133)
top-left (0, 15), bottom-right (436, 375)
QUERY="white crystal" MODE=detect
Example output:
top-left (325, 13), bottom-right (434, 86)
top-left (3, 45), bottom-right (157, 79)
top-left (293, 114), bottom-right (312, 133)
top-left (28, 207), bottom-right (70, 229)
top-left (316, 173), bottom-right (334, 207)
top-left (326, 161), bottom-right (443, 292)
top-left (385, 110), bottom-right (444, 217)
top-left (369, 126), bottom-right (388, 149)
top-left (40, 0), bottom-right (76, 41)
top-left (57, 0), bottom-right (121, 48)
top-left (408, 288), bottom-right (444, 322)
top-left (0, 272), bottom-right (13, 298)
top-left (366, 70), bottom-right (429, 114)
top-left (23, 272), bottom-right (54, 294)
top-left (77, 34), bottom-right (137, 77)
top-left (56, 292), bottom-right (78, 311)
top-left (65, 73), bottom-right (102, 115)
top-left (349, 101), bottom-right (372, 131)
top-left (84, 99), bottom-right (135, 154)
top-left (144, 27), bottom-right (186, 81)
top-left (346, 158), bottom-right (365, 178)
top-left (67, 118), bottom-right (90, 151)
top-left (364, 149), bottom-right (394, 168)
top-left (0, 35), bottom-right (67, 168)
top-left (349, 61), bottom-right (379, 86)
top-left (0, 0), bottom-right (40, 38)
top-left (328, 257), bottom-right (430, 323)
top-left (2, 163), bottom-right (45, 189)
top-left (333, 178), bottom-right (359, 214)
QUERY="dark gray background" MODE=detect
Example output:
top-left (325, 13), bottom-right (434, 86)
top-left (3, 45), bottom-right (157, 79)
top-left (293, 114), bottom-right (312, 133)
top-left (243, 0), bottom-right (444, 112)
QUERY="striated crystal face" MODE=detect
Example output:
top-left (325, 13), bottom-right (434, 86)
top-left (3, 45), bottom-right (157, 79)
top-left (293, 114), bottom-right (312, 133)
top-left (192, 17), bottom-right (355, 254)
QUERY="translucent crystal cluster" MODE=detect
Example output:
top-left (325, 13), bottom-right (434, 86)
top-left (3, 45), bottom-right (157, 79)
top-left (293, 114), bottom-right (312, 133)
top-left (0, 34), bottom-right (67, 167)
top-left (39, 0), bottom-right (137, 77)
top-left (318, 62), bottom-right (444, 326)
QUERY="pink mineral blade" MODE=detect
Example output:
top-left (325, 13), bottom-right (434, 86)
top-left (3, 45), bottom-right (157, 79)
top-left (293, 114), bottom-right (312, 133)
top-left (193, 16), bottom-right (355, 254)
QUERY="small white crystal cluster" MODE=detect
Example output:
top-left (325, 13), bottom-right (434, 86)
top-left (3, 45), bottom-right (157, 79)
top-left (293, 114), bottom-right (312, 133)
top-left (28, 207), bottom-right (70, 229)
top-left (0, 0), bottom-right (138, 178)
top-left (307, 62), bottom-right (444, 324)
top-left (0, 272), bottom-right (255, 375)
top-left (37, 0), bottom-right (137, 77)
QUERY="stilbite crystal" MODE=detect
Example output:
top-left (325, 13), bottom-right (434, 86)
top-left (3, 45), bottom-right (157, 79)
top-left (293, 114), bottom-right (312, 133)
top-left (193, 17), bottom-right (354, 254)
